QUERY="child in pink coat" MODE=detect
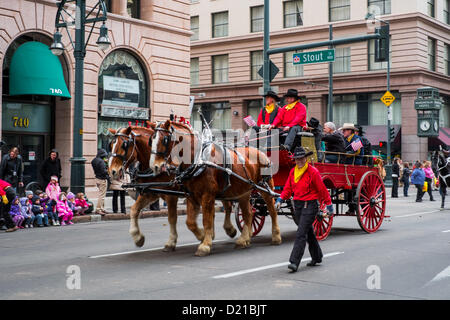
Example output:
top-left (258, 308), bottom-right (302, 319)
top-left (56, 192), bottom-right (74, 225)
top-left (45, 176), bottom-right (61, 213)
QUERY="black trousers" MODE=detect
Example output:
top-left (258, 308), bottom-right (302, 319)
top-left (0, 188), bottom-right (17, 229)
top-left (415, 184), bottom-right (424, 201)
top-left (112, 190), bottom-right (126, 213)
top-left (289, 200), bottom-right (323, 266)
top-left (392, 177), bottom-right (399, 197)
top-left (424, 177), bottom-right (434, 200)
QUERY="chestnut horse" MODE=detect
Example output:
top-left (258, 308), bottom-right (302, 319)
top-left (108, 126), bottom-right (237, 251)
top-left (149, 120), bottom-right (281, 256)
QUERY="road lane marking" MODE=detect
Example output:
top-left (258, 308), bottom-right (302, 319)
top-left (442, 230), bottom-right (450, 233)
top-left (424, 266), bottom-right (450, 287)
top-left (212, 251), bottom-right (344, 279)
top-left (89, 239), bottom-right (228, 259)
top-left (395, 210), bottom-right (440, 218)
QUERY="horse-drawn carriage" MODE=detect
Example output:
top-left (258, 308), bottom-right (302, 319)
top-left (234, 130), bottom-right (387, 241)
top-left (107, 115), bottom-right (387, 256)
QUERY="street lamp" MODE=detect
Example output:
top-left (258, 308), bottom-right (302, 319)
top-left (365, 12), bottom-right (392, 187)
top-left (52, 0), bottom-right (110, 194)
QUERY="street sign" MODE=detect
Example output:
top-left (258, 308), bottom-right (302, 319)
top-left (293, 49), bottom-right (335, 65)
top-left (380, 91), bottom-right (395, 107)
top-left (258, 59), bottom-right (279, 82)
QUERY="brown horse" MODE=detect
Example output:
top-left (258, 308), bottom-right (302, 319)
top-left (149, 120), bottom-right (281, 256)
top-left (108, 125), bottom-right (237, 251)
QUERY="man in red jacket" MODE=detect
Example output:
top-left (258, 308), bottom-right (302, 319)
top-left (0, 179), bottom-right (19, 232)
top-left (269, 89), bottom-right (307, 152)
top-left (275, 146), bottom-right (331, 272)
top-left (256, 90), bottom-right (280, 127)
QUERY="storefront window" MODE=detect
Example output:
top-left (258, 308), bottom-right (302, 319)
top-left (98, 50), bottom-right (148, 150)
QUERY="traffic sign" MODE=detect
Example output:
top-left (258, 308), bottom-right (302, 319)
top-left (293, 49), bottom-right (335, 65)
top-left (380, 91), bottom-right (395, 107)
top-left (258, 59), bottom-right (279, 82)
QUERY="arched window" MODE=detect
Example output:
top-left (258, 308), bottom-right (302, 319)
top-left (97, 50), bottom-right (149, 150)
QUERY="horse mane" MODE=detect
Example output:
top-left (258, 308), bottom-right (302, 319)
top-left (169, 121), bottom-right (193, 133)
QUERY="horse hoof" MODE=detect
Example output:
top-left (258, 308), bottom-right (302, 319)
top-left (163, 244), bottom-right (176, 252)
top-left (235, 238), bottom-right (250, 249)
top-left (195, 245), bottom-right (211, 256)
top-left (271, 237), bottom-right (282, 245)
top-left (226, 228), bottom-right (237, 238)
top-left (134, 235), bottom-right (145, 247)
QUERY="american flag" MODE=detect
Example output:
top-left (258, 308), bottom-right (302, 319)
top-left (351, 139), bottom-right (363, 151)
top-left (243, 115), bottom-right (257, 127)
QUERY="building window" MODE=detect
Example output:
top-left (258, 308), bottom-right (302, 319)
top-left (251, 5), bottom-right (264, 33)
top-left (106, 0), bottom-right (112, 13)
top-left (333, 47), bottom-right (351, 74)
top-left (212, 11), bottom-right (228, 38)
top-left (329, 0), bottom-right (350, 22)
top-left (98, 50), bottom-right (148, 149)
top-left (444, 44), bottom-right (449, 76)
top-left (367, 0), bottom-right (391, 15)
top-left (127, 0), bottom-right (140, 19)
top-left (427, 0), bottom-right (435, 18)
top-left (283, 0), bottom-right (303, 28)
top-left (332, 95), bottom-right (357, 127)
top-left (191, 102), bottom-right (231, 131)
top-left (368, 38), bottom-right (392, 71)
top-left (251, 51), bottom-right (263, 80)
top-left (247, 100), bottom-right (263, 122)
top-left (191, 58), bottom-right (199, 86)
top-left (284, 50), bottom-right (303, 78)
top-left (191, 16), bottom-right (199, 41)
top-left (440, 96), bottom-right (450, 127)
top-left (428, 38), bottom-right (436, 71)
top-left (212, 54), bottom-right (228, 84)
top-left (445, 0), bottom-right (449, 24)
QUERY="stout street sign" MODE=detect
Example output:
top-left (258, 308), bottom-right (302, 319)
top-left (293, 49), bottom-right (335, 65)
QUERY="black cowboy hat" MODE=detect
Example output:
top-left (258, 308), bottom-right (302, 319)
top-left (283, 88), bottom-right (300, 99)
top-left (263, 90), bottom-right (280, 101)
top-left (307, 117), bottom-right (320, 129)
top-left (355, 124), bottom-right (365, 135)
top-left (289, 146), bottom-right (313, 159)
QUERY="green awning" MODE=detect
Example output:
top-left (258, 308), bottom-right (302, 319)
top-left (9, 41), bottom-right (71, 98)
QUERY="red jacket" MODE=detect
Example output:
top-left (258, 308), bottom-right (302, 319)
top-left (272, 101), bottom-right (307, 128)
top-left (280, 165), bottom-right (331, 206)
top-left (0, 179), bottom-right (11, 196)
top-left (257, 106), bottom-right (279, 126)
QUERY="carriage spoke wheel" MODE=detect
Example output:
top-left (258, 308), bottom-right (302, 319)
top-left (356, 171), bottom-right (386, 233)
top-left (234, 201), bottom-right (265, 237)
top-left (313, 214), bottom-right (333, 241)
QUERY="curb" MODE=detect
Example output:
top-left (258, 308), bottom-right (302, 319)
top-left (72, 206), bottom-right (223, 224)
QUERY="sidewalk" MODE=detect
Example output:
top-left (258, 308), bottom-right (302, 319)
top-left (72, 195), bottom-right (224, 224)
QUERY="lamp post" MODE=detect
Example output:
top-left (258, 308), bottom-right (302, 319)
top-left (365, 13), bottom-right (392, 187)
top-left (51, 0), bottom-right (110, 194)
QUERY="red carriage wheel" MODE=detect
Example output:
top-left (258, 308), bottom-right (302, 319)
top-left (356, 171), bottom-right (386, 233)
top-left (313, 214), bottom-right (333, 241)
top-left (234, 200), bottom-right (266, 237)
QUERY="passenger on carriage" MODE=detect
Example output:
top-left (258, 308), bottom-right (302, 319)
top-left (339, 123), bottom-right (364, 165)
top-left (355, 125), bottom-right (373, 165)
top-left (268, 88), bottom-right (307, 152)
top-left (321, 122), bottom-right (345, 163)
top-left (256, 90), bottom-right (281, 128)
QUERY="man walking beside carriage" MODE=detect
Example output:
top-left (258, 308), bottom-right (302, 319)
top-left (275, 146), bottom-right (332, 272)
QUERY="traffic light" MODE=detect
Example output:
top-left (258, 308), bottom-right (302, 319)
top-left (389, 127), bottom-right (395, 141)
top-left (378, 141), bottom-right (387, 152)
top-left (375, 24), bottom-right (390, 62)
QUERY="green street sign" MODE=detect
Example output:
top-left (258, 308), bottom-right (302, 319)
top-left (293, 49), bottom-right (335, 65)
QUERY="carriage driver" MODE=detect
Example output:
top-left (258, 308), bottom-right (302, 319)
top-left (275, 146), bottom-right (332, 272)
top-left (269, 89), bottom-right (307, 152)
top-left (256, 90), bottom-right (281, 128)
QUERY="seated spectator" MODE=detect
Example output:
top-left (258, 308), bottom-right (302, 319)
top-left (340, 123), bottom-right (364, 165)
top-left (67, 192), bottom-right (83, 216)
top-left (32, 195), bottom-right (49, 227)
top-left (75, 192), bottom-right (92, 215)
top-left (19, 197), bottom-right (34, 228)
top-left (269, 89), bottom-right (307, 152)
top-left (355, 125), bottom-right (373, 165)
top-left (56, 192), bottom-right (74, 226)
top-left (45, 176), bottom-right (61, 209)
top-left (38, 191), bottom-right (59, 225)
top-left (321, 122), bottom-right (345, 163)
top-left (9, 196), bottom-right (24, 229)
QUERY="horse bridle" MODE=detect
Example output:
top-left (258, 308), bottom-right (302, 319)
top-left (150, 126), bottom-right (174, 159)
top-left (111, 128), bottom-right (141, 168)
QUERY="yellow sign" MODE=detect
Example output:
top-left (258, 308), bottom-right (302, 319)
top-left (381, 91), bottom-right (395, 107)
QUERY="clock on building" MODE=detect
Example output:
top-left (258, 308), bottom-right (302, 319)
top-left (420, 120), bottom-right (431, 131)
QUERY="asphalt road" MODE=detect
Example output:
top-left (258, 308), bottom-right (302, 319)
top-left (1, 189), bottom-right (449, 301)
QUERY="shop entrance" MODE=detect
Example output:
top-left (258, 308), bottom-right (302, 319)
top-left (2, 133), bottom-right (48, 187)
